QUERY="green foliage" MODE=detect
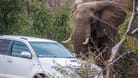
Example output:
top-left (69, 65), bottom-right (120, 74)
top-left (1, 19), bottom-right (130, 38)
top-left (118, 13), bottom-right (130, 39)
top-left (49, 7), bottom-right (71, 41)
top-left (30, 2), bottom-right (52, 37)
top-left (0, 0), bottom-right (24, 34)
top-left (0, 0), bottom-right (71, 43)
top-left (115, 12), bottom-right (138, 78)
top-left (126, 36), bottom-right (138, 52)
top-left (28, 2), bottom-right (71, 42)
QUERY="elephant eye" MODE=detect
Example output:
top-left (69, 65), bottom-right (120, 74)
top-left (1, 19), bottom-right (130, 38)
top-left (90, 7), bottom-right (94, 12)
top-left (89, 18), bottom-right (93, 22)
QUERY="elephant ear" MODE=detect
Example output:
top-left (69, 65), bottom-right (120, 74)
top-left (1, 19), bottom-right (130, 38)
top-left (96, 2), bottom-right (126, 38)
top-left (93, 1), bottom-right (115, 38)
top-left (94, 1), bottom-right (115, 12)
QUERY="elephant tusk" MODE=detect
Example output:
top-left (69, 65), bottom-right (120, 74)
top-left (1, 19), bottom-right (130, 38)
top-left (62, 37), bottom-right (72, 43)
top-left (83, 37), bottom-right (89, 45)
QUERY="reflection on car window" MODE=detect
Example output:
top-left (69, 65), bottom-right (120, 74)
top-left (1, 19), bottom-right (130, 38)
top-left (12, 41), bottom-right (30, 57)
top-left (0, 39), bottom-right (11, 55)
top-left (30, 42), bottom-right (74, 58)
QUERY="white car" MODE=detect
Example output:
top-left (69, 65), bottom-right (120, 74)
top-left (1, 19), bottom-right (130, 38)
top-left (0, 35), bottom-right (103, 78)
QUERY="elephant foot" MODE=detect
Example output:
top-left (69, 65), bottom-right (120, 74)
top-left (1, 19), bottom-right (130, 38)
top-left (83, 38), bottom-right (89, 45)
top-left (62, 37), bottom-right (71, 43)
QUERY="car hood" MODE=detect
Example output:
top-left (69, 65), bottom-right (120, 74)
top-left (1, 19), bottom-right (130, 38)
top-left (38, 58), bottom-right (81, 77)
top-left (39, 57), bottom-right (80, 67)
top-left (38, 58), bottom-right (103, 78)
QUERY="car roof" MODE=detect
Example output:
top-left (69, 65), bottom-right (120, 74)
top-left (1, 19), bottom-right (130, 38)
top-left (0, 35), bottom-right (57, 42)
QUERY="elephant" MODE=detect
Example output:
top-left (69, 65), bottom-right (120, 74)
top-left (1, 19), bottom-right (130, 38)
top-left (63, 0), bottom-right (126, 60)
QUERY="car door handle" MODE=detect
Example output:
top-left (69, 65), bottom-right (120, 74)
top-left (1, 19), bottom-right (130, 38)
top-left (7, 60), bottom-right (13, 63)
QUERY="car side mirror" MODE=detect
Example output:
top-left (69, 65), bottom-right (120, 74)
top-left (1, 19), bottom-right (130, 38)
top-left (72, 53), bottom-right (76, 57)
top-left (20, 51), bottom-right (32, 59)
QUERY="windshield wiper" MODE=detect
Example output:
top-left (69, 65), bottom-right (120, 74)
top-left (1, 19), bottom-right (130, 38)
top-left (64, 56), bottom-right (75, 58)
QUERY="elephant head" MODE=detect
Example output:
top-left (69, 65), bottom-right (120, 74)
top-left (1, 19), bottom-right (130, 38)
top-left (70, 1), bottom-right (116, 57)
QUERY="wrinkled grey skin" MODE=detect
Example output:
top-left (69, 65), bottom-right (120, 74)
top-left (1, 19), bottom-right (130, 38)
top-left (64, 1), bottom-right (126, 60)
top-left (94, 3), bottom-right (126, 65)
top-left (71, 1), bottom-right (118, 57)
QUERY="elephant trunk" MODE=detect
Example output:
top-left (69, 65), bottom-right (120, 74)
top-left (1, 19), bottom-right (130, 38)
top-left (72, 23), bottom-right (91, 57)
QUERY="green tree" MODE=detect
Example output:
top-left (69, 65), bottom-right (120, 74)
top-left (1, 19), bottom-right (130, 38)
top-left (0, 0), bottom-right (25, 34)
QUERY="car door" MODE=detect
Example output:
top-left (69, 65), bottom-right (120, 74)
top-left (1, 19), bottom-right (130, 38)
top-left (6, 41), bottom-right (33, 78)
top-left (0, 39), bottom-right (12, 78)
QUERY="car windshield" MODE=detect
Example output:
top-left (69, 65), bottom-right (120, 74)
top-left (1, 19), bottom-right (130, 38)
top-left (30, 42), bottom-right (74, 58)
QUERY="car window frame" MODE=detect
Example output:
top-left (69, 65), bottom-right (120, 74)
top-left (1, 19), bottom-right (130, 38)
top-left (10, 40), bottom-right (32, 59)
top-left (0, 39), bottom-right (13, 56)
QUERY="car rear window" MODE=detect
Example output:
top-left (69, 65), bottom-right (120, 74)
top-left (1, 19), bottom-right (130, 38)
top-left (0, 39), bottom-right (11, 55)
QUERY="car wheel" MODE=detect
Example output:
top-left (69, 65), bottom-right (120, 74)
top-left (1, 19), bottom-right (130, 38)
top-left (34, 74), bottom-right (42, 78)
top-left (34, 74), bottom-right (49, 78)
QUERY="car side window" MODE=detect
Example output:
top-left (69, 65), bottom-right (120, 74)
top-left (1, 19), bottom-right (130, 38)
top-left (0, 39), bottom-right (11, 55)
top-left (11, 41), bottom-right (30, 57)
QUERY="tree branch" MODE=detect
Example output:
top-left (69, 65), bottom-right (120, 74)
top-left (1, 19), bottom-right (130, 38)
top-left (131, 28), bottom-right (138, 35)
top-left (108, 0), bottom-right (136, 66)
top-left (105, 0), bottom-right (137, 78)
